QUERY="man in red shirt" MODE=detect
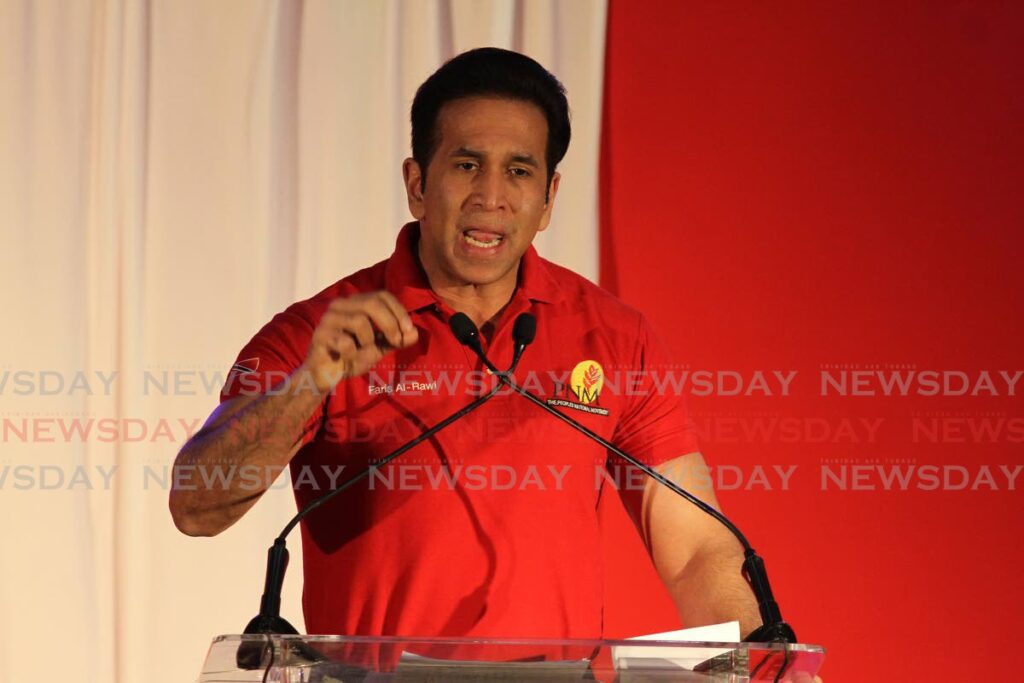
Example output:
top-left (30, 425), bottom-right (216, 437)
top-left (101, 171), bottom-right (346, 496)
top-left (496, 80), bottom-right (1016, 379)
top-left (170, 48), bottom-right (760, 640)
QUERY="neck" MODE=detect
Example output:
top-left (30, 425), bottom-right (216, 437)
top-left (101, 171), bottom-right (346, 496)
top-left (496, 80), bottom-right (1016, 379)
top-left (417, 243), bottom-right (520, 330)
top-left (431, 280), bottom-right (516, 330)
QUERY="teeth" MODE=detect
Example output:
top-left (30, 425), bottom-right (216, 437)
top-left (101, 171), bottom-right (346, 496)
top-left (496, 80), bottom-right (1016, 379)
top-left (464, 233), bottom-right (502, 248)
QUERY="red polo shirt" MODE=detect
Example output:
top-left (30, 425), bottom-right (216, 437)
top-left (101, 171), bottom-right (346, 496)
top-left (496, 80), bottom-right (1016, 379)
top-left (222, 223), bottom-right (700, 639)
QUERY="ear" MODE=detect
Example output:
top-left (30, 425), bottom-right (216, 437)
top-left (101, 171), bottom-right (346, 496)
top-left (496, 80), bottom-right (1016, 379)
top-left (403, 158), bottom-right (426, 219)
top-left (537, 171), bottom-right (561, 233)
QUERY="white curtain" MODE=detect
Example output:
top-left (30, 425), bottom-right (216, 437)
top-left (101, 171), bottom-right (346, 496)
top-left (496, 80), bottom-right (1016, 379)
top-left (0, 1), bottom-right (607, 681)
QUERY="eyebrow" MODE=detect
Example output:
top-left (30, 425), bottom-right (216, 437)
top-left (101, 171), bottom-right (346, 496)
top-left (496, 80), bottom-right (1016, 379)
top-left (450, 146), bottom-right (540, 168)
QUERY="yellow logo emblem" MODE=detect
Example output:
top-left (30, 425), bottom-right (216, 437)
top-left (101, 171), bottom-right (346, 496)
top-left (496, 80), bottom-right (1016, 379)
top-left (570, 360), bottom-right (604, 405)
top-left (546, 359), bottom-right (610, 417)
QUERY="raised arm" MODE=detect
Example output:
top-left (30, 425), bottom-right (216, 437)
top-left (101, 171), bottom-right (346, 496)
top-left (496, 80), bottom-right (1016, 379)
top-left (169, 292), bottom-right (418, 536)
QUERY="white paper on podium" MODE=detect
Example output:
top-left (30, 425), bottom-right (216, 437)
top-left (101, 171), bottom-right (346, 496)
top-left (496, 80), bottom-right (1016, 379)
top-left (611, 621), bottom-right (741, 671)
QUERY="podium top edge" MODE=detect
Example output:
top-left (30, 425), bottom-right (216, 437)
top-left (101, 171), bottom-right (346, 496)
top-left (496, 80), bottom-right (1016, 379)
top-left (212, 633), bottom-right (825, 653)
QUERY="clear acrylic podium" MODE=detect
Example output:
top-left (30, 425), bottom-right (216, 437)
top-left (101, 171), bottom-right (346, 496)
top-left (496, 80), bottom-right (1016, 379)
top-left (198, 634), bottom-right (825, 681)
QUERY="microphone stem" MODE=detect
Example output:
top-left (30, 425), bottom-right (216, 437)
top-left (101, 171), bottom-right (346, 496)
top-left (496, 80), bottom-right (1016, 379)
top-left (279, 382), bottom-right (503, 539)
top-left (477, 359), bottom-right (794, 641)
top-left (479, 364), bottom-right (753, 550)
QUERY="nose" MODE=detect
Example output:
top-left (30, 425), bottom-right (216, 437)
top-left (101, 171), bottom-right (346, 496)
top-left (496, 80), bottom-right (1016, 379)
top-left (469, 168), bottom-right (509, 212)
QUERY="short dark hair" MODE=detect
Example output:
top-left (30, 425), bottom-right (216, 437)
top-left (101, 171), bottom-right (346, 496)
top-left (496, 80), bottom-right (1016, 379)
top-left (411, 47), bottom-right (571, 189)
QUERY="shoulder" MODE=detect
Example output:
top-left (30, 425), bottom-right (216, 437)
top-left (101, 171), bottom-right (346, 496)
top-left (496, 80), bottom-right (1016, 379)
top-left (540, 256), bottom-right (648, 333)
top-left (278, 258), bottom-right (390, 324)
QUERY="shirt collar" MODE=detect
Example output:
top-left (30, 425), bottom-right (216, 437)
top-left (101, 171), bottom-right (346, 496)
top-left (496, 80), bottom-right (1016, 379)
top-left (384, 223), bottom-right (438, 312)
top-left (384, 222), bottom-right (564, 311)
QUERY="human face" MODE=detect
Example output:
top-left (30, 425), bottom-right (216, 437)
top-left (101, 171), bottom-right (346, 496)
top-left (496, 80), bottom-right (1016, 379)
top-left (403, 97), bottom-right (560, 296)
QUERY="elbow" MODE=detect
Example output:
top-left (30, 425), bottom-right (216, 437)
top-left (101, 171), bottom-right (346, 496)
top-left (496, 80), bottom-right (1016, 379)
top-left (169, 444), bottom-right (229, 537)
top-left (169, 492), bottom-right (225, 537)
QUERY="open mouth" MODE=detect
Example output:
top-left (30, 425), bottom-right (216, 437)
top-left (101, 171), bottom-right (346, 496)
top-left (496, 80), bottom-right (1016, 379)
top-left (462, 229), bottom-right (504, 248)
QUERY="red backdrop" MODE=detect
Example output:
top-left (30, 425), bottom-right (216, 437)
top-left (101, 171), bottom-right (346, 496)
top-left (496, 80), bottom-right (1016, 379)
top-left (598, 2), bottom-right (1024, 680)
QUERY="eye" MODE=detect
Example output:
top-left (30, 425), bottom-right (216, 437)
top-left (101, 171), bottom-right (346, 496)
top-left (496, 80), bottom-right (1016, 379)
top-left (456, 161), bottom-right (478, 172)
top-left (509, 167), bottom-right (531, 178)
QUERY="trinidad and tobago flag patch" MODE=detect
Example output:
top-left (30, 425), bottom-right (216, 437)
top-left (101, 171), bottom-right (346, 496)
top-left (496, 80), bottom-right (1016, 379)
top-left (230, 357), bottom-right (260, 374)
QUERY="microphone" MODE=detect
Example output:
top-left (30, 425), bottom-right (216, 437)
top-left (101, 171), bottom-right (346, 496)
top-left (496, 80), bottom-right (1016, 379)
top-left (449, 312), bottom-right (480, 349)
top-left (238, 321), bottom-right (537, 667)
top-left (511, 313), bottom-right (537, 370)
top-left (449, 311), bottom-right (535, 375)
top-left (450, 315), bottom-right (797, 644)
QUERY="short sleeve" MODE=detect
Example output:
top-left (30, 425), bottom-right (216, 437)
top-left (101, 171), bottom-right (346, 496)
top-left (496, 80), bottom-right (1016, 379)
top-left (608, 315), bottom-right (701, 521)
top-left (611, 315), bottom-right (701, 466)
top-left (220, 305), bottom-right (315, 401)
top-left (219, 304), bottom-right (325, 443)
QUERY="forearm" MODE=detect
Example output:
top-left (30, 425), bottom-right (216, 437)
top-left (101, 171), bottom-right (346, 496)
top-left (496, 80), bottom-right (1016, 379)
top-left (636, 454), bottom-right (762, 637)
top-left (169, 368), bottom-right (327, 536)
top-left (666, 535), bottom-right (761, 637)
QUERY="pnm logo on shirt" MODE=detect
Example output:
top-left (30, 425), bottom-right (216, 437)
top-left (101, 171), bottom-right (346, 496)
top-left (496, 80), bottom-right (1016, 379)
top-left (546, 360), bottom-right (610, 416)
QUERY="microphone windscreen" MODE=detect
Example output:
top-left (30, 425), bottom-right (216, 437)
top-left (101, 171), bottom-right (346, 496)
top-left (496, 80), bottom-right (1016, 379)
top-left (448, 313), bottom-right (479, 346)
top-left (513, 313), bottom-right (537, 346)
